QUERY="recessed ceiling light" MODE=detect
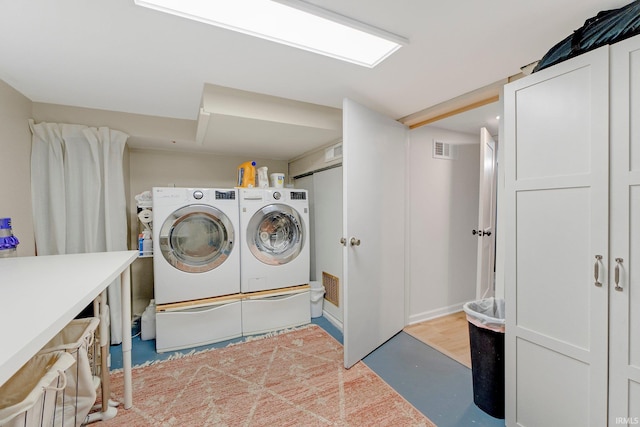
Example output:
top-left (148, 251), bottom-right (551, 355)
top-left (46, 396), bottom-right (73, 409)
top-left (134, 0), bottom-right (408, 68)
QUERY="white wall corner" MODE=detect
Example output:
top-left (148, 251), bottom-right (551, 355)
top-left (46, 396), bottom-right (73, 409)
top-left (195, 108), bottom-right (210, 145)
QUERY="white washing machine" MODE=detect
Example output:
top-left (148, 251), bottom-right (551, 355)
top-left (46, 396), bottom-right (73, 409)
top-left (152, 187), bottom-right (242, 352)
top-left (239, 188), bottom-right (310, 293)
top-left (152, 187), bottom-right (241, 303)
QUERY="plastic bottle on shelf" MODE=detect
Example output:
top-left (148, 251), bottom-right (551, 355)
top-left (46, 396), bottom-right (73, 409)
top-left (138, 233), bottom-right (144, 256)
top-left (0, 218), bottom-right (19, 258)
top-left (138, 231), bottom-right (152, 256)
top-left (257, 166), bottom-right (269, 188)
top-left (143, 230), bottom-right (152, 255)
top-left (237, 161), bottom-right (257, 188)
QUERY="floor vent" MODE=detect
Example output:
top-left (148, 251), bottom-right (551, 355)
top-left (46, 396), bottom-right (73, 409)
top-left (322, 272), bottom-right (340, 307)
top-left (433, 140), bottom-right (456, 160)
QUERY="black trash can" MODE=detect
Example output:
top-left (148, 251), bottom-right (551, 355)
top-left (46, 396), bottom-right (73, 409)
top-left (463, 298), bottom-right (505, 419)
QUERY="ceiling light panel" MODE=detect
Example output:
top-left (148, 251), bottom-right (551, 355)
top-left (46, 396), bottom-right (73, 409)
top-left (134, 0), bottom-right (408, 67)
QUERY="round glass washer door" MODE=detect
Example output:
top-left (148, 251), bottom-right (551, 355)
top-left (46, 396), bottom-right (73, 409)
top-left (159, 204), bottom-right (234, 273)
top-left (247, 204), bottom-right (304, 266)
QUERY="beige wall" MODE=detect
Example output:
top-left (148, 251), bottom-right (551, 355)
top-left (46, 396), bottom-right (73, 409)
top-left (32, 102), bottom-right (196, 144)
top-left (0, 80), bottom-right (34, 256)
top-left (408, 126), bottom-right (480, 323)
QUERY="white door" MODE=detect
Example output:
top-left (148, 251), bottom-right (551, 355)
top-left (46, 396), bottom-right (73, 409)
top-left (475, 127), bottom-right (497, 299)
top-left (503, 47), bottom-right (609, 426)
top-left (609, 35), bottom-right (640, 424)
top-left (342, 98), bottom-right (408, 369)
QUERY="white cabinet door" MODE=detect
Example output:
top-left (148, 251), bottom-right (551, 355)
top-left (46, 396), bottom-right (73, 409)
top-left (609, 35), bottom-right (640, 425)
top-left (342, 98), bottom-right (408, 369)
top-left (503, 47), bottom-right (609, 426)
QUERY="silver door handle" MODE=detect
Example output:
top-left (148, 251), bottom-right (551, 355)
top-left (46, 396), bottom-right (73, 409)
top-left (340, 237), bottom-right (347, 246)
top-left (350, 237), bottom-right (361, 246)
top-left (594, 255), bottom-right (602, 287)
top-left (615, 258), bottom-right (623, 292)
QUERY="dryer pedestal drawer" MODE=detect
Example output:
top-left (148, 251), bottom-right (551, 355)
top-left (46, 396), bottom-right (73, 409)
top-left (156, 300), bottom-right (242, 353)
top-left (242, 290), bottom-right (310, 336)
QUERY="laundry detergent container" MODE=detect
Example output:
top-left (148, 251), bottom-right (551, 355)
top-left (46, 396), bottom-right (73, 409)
top-left (463, 297), bottom-right (505, 419)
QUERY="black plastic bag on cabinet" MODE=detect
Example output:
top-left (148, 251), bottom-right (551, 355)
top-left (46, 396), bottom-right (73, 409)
top-left (533, 0), bottom-right (640, 73)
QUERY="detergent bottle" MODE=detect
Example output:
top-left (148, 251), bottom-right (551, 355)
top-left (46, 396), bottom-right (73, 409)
top-left (237, 161), bottom-right (257, 188)
top-left (0, 217), bottom-right (19, 258)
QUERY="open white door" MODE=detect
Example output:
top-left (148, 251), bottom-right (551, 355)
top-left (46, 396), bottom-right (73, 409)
top-left (475, 127), bottom-right (497, 299)
top-left (342, 98), bottom-right (408, 369)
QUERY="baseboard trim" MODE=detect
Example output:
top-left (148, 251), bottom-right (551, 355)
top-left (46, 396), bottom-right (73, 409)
top-left (322, 310), bottom-right (343, 332)
top-left (408, 303), bottom-right (465, 325)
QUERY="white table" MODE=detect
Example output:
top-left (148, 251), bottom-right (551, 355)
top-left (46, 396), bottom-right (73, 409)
top-left (0, 251), bottom-right (138, 409)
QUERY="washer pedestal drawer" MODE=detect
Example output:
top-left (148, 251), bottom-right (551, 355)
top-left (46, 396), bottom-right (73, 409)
top-left (241, 288), bottom-right (310, 336)
top-left (155, 298), bottom-right (242, 353)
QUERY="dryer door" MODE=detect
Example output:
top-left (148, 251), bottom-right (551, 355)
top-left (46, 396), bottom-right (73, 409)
top-left (159, 204), bottom-right (234, 273)
top-left (246, 204), bottom-right (304, 265)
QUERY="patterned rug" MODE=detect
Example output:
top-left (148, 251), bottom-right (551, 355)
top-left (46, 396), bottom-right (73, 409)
top-left (100, 325), bottom-right (435, 426)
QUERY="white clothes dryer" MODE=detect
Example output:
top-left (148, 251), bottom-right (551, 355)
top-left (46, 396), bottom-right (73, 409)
top-left (239, 188), bottom-right (310, 293)
top-left (153, 187), bottom-right (240, 304)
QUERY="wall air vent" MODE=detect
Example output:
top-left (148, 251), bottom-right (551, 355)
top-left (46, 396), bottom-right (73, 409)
top-left (324, 141), bottom-right (343, 162)
top-left (432, 140), bottom-right (457, 160)
top-left (322, 271), bottom-right (340, 307)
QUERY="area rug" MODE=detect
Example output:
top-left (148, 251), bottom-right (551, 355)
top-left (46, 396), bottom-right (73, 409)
top-left (100, 325), bottom-right (435, 426)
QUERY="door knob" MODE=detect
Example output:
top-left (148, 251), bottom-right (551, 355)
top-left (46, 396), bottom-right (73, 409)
top-left (350, 237), bottom-right (361, 246)
top-left (339, 237), bottom-right (347, 246)
top-left (472, 229), bottom-right (479, 236)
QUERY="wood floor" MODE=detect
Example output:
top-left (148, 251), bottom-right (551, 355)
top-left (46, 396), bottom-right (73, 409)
top-left (404, 311), bottom-right (471, 368)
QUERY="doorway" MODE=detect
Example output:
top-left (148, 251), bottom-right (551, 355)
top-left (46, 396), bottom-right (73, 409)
top-left (404, 102), bottom-right (500, 366)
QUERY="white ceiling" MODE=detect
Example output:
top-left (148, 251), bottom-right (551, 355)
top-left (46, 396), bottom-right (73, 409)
top-left (0, 0), bottom-right (630, 157)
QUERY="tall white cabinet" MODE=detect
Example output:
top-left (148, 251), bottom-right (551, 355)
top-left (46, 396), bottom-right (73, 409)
top-left (609, 35), bottom-right (640, 426)
top-left (503, 35), bottom-right (640, 426)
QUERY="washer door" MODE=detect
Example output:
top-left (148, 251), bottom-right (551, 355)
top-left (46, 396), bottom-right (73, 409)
top-left (159, 204), bottom-right (234, 273)
top-left (247, 204), bottom-right (304, 265)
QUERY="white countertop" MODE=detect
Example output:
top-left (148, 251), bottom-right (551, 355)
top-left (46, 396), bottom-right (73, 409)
top-left (0, 251), bottom-right (138, 386)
